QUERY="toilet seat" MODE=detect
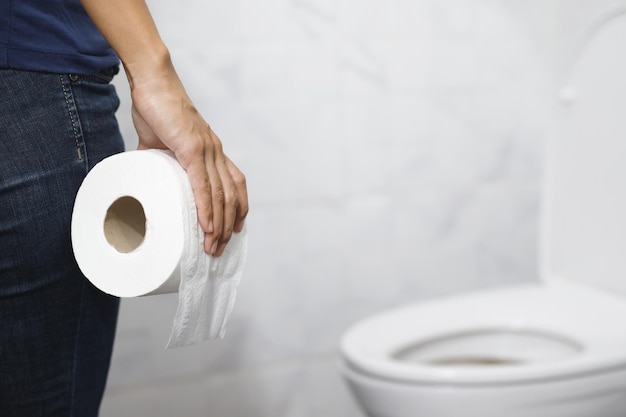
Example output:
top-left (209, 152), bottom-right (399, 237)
top-left (340, 281), bottom-right (626, 385)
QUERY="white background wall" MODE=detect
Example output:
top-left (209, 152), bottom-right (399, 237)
top-left (100, 0), bottom-right (573, 415)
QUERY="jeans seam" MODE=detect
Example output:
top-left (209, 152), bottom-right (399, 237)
top-left (59, 75), bottom-right (88, 169)
top-left (69, 280), bottom-right (87, 417)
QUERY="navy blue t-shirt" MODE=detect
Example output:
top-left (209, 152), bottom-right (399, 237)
top-left (0, 0), bottom-right (119, 74)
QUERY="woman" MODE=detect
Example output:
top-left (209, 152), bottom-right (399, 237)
top-left (0, 0), bottom-right (248, 415)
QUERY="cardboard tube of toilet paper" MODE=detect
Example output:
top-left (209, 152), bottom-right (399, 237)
top-left (71, 149), bottom-right (247, 348)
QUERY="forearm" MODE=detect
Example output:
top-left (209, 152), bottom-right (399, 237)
top-left (80, 0), bottom-right (171, 87)
top-left (80, 0), bottom-right (249, 255)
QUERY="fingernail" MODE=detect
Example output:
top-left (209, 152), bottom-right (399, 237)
top-left (211, 240), bottom-right (219, 255)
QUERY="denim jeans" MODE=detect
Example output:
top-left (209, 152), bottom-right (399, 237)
top-left (0, 67), bottom-right (125, 416)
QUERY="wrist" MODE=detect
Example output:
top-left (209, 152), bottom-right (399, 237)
top-left (122, 43), bottom-right (174, 90)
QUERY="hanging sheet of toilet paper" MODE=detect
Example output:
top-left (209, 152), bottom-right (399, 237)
top-left (71, 149), bottom-right (248, 349)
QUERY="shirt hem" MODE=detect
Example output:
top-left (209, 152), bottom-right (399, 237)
top-left (0, 44), bottom-right (119, 75)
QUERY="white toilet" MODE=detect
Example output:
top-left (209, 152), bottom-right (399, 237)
top-left (340, 9), bottom-right (626, 417)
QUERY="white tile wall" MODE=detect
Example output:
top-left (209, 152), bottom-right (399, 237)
top-left (102, 0), bottom-right (561, 415)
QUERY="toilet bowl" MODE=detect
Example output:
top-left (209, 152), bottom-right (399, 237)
top-left (340, 7), bottom-right (626, 417)
top-left (341, 282), bottom-right (626, 417)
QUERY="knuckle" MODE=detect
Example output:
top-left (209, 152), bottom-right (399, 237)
top-left (214, 138), bottom-right (224, 154)
top-left (224, 190), bottom-right (237, 207)
top-left (212, 187), bottom-right (226, 203)
top-left (205, 128), bottom-right (224, 154)
top-left (222, 227), bottom-right (233, 241)
top-left (240, 201), bottom-right (250, 217)
top-left (233, 171), bottom-right (246, 187)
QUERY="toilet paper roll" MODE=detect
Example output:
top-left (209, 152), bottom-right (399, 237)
top-left (71, 149), bottom-right (247, 348)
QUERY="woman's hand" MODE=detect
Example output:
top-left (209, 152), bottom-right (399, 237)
top-left (130, 61), bottom-right (248, 256)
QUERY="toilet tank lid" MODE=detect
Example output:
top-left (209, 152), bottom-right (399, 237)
top-left (541, 12), bottom-right (626, 294)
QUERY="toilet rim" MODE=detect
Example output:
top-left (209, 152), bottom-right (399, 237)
top-left (340, 316), bottom-right (626, 385)
top-left (341, 325), bottom-right (626, 385)
top-left (339, 282), bottom-right (626, 385)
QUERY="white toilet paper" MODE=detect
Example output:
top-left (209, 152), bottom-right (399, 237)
top-left (71, 149), bottom-right (247, 348)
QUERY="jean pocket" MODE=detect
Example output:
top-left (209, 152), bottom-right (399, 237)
top-left (68, 65), bottom-right (120, 84)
